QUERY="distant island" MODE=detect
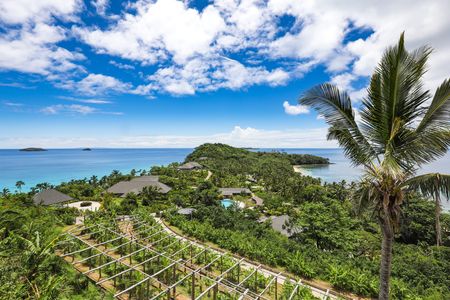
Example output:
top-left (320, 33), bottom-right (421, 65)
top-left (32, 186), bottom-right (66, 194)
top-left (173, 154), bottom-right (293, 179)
top-left (19, 148), bottom-right (47, 152)
top-left (82, 148), bottom-right (92, 151)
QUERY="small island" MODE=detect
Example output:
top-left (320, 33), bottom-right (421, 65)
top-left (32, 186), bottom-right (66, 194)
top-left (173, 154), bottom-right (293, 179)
top-left (19, 147), bottom-right (47, 152)
top-left (82, 148), bottom-right (92, 151)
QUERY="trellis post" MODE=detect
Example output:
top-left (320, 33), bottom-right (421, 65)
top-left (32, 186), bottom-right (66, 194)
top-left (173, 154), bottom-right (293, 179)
top-left (191, 272), bottom-right (195, 299)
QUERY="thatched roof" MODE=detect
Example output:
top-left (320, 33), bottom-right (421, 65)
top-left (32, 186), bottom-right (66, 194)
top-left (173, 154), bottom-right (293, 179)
top-left (178, 162), bottom-right (202, 170)
top-left (219, 187), bottom-right (251, 196)
top-left (270, 215), bottom-right (291, 237)
top-left (177, 208), bottom-right (196, 215)
top-left (32, 189), bottom-right (73, 206)
top-left (251, 195), bottom-right (264, 206)
top-left (107, 179), bottom-right (171, 195)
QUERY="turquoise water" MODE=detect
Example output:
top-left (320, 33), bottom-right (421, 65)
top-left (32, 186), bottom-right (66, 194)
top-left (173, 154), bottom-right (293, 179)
top-left (0, 148), bottom-right (449, 210)
top-left (221, 199), bottom-right (234, 208)
top-left (0, 148), bottom-right (191, 192)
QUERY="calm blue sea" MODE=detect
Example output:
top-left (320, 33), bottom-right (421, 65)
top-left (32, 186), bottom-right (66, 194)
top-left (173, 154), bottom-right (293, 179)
top-left (0, 148), bottom-right (449, 208)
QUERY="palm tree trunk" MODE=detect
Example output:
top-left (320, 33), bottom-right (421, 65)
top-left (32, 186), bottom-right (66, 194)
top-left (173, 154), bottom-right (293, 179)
top-left (435, 192), bottom-right (442, 247)
top-left (379, 214), bottom-right (394, 300)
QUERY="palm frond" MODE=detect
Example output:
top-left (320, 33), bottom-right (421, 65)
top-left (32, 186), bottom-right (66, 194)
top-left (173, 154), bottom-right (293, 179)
top-left (360, 33), bottom-right (434, 171)
top-left (299, 83), bottom-right (376, 167)
top-left (404, 173), bottom-right (450, 199)
top-left (416, 79), bottom-right (450, 132)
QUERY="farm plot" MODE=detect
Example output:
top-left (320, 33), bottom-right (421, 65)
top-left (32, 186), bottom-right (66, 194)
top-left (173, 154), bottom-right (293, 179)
top-left (56, 213), bottom-right (330, 300)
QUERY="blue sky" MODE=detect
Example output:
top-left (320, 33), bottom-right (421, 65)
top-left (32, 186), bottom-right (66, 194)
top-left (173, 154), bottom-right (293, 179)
top-left (0, 0), bottom-right (448, 148)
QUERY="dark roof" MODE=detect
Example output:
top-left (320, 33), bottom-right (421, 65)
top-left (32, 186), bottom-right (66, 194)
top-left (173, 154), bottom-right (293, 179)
top-left (32, 189), bottom-right (73, 206)
top-left (131, 175), bottom-right (159, 182)
top-left (178, 162), bottom-right (202, 170)
top-left (251, 195), bottom-right (264, 206)
top-left (177, 208), bottom-right (196, 215)
top-left (107, 180), bottom-right (171, 195)
top-left (219, 187), bottom-right (251, 196)
top-left (270, 215), bottom-right (291, 237)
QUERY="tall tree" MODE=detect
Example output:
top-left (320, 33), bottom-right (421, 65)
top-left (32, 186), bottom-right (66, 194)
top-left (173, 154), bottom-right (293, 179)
top-left (298, 34), bottom-right (450, 299)
top-left (15, 180), bottom-right (25, 192)
top-left (407, 173), bottom-right (450, 246)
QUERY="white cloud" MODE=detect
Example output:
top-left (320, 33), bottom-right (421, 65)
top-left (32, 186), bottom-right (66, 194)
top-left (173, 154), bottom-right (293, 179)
top-left (3, 101), bottom-right (23, 107)
top-left (40, 103), bottom-right (122, 115)
top-left (91, 0), bottom-right (109, 16)
top-left (60, 74), bottom-right (132, 96)
top-left (0, 126), bottom-right (337, 148)
top-left (109, 60), bottom-right (135, 70)
top-left (58, 96), bottom-right (112, 104)
top-left (41, 104), bottom-right (97, 115)
top-left (0, 0), bottom-right (83, 75)
top-left (1, 0), bottom-right (449, 97)
top-left (283, 101), bottom-right (309, 115)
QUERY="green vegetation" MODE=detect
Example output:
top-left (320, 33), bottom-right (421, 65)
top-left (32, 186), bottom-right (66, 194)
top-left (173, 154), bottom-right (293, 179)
top-left (298, 33), bottom-right (450, 299)
top-left (1, 141), bottom-right (449, 299)
top-left (0, 195), bottom-right (112, 299)
top-left (2, 39), bottom-right (450, 298)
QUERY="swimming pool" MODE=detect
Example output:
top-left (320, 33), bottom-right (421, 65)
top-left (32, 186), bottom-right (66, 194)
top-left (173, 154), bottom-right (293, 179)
top-left (221, 199), bottom-right (234, 208)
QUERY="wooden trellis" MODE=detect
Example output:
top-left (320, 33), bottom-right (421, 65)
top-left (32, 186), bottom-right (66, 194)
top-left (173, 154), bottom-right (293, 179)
top-left (57, 215), bottom-right (335, 300)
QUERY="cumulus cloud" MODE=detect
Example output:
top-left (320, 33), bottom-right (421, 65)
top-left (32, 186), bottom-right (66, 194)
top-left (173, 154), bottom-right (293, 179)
top-left (60, 74), bottom-right (132, 96)
top-left (0, 0), bottom-right (83, 75)
top-left (0, 0), bottom-right (449, 97)
top-left (283, 101), bottom-right (309, 115)
top-left (91, 0), bottom-right (109, 16)
top-left (0, 126), bottom-right (337, 148)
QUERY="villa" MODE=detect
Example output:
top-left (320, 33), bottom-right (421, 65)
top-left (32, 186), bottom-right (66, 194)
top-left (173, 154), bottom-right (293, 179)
top-left (259, 215), bottom-right (292, 237)
top-left (177, 161), bottom-right (202, 170)
top-left (219, 187), bottom-right (251, 197)
top-left (33, 189), bottom-right (73, 206)
top-left (107, 176), bottom-right (171, 197)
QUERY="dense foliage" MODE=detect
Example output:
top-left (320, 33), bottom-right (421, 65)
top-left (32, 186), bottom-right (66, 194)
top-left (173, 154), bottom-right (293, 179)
top-left (1, 143), bottom-right (449, 299)
top-left (0, 195), bottom-right (112, 299)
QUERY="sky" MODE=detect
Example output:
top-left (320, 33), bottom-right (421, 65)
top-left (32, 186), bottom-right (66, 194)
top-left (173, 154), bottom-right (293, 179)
top-left (0, 0), bottom-right (449, 148)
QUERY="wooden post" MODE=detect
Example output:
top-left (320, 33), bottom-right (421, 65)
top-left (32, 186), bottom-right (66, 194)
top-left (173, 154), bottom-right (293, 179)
top-left (191, 272), bottom-right (195, 299)
top-left (114, 262), bottom-right (117, 286)
top-left (237, 263), bottom-right (240, 283)
top-left (172, 265), bottom-right (177, 297)
top-left (98, 255), bottom-right (102, 278)
top-left (274, 276), bottom-right (278, 300)
top-left (254, 269), bottom-right (258, 292)
top-left (213, 283), bottom-right (218, 300)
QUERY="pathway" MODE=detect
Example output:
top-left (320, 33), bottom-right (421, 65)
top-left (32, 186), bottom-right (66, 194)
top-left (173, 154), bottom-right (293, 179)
top-left (155, 218), bottom-right (349, 300)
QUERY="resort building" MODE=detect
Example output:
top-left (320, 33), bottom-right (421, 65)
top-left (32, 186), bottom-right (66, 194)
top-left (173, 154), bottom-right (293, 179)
top-left (251, 195), bottom-right (264, 206)
top-left (219, 187), bottom-right (251, 197)
top-left (33, 189), bottom-right (73, 206)
top-left (177, 207), bottom-right (197, 215)
top-left (259, 215), bottom-right (292, 237)
top-left (177, 161), bottom-right (202, 170)
top-left (107, 176), bottom-right (171, 197)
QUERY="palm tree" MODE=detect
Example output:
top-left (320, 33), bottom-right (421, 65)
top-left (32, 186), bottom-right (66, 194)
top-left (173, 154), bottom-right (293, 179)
top-left (407, 173), bottom-right (450, 246)
top-left (15, 180), bottom-right (25, 192)
top-left (298, 34), bottom-right (450, 299)
top-left (2, 188), bottom-right (10, 197)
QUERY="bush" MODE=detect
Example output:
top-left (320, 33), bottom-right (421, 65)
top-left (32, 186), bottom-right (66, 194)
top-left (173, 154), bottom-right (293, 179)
top-left (80, 201), bottom-right (92, 207)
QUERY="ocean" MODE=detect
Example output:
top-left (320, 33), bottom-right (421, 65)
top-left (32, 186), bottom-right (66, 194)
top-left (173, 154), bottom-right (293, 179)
top-left (0, 148), bottom-right (449, 209)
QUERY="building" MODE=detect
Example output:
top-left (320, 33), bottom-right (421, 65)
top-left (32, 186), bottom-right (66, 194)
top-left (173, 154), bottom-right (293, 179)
top-left (33, 189), bottom-right (73, 206)
top-left (219, 187), bottom-right (251, 197)
top-left (251, 195), bottom-right (264, 206)
top-left (107, 176), bottom-right (171, 197)
top-left (259, 215), bottom-right (292, 237)
top-left (177, 208), bottom-right (197, 215)
top-left (177, 162), bottom-right (202, 170)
